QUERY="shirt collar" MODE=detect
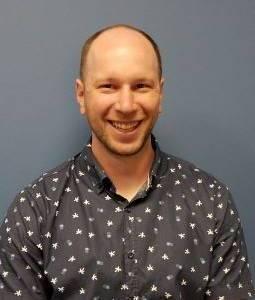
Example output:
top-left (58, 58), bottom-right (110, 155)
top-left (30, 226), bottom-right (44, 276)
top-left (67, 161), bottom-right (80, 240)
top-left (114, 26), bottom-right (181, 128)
top-left (77, 133), bottom-right (167, 194)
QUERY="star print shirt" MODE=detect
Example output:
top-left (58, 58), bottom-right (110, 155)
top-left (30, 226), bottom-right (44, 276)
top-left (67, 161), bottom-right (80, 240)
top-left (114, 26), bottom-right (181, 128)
top-left (0, 134), bottom-right (254, 300)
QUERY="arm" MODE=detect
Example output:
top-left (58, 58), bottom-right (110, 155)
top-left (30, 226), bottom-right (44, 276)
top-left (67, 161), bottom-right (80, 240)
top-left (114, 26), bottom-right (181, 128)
top-left (0, 188), bottom-right (52, 299)
top-left (205, 187), bottom-right (255, 300)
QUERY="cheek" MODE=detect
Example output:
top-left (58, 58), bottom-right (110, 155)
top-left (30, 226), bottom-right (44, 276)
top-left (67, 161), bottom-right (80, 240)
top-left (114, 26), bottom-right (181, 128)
top-left (143, 97), bottom-right (160, 114)
top-left (85, 98), bottom-right (111, 120)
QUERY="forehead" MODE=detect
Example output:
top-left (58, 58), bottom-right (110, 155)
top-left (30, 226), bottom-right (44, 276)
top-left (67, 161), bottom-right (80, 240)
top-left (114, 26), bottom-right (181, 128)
top-left (85, 28), bottom-right (158, 79)
top-left (90, 27), bottom-right (154, 50)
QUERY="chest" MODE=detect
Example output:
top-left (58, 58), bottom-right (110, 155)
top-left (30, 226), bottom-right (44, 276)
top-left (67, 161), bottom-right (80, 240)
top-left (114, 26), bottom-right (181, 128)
top-left (42, 192), bottom-right (214, 299)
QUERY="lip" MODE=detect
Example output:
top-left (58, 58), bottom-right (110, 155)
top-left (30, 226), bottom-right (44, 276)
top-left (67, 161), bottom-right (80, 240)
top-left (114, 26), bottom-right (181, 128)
top-left (107, 120), bottom-right (142, 134)
top-left (108, 120), bottom-right (143, 123)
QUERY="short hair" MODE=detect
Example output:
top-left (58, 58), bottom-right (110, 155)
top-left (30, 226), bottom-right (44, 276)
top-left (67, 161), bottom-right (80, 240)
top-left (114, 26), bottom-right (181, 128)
top-left (79, 24), bottom-right (162, 81)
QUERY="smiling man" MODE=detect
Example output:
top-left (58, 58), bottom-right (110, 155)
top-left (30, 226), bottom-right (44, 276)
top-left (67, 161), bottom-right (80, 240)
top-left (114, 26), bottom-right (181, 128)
top-left (0, 24), bottom-right (254, 300)
top-left (75, 26), bottom-right (164, 201)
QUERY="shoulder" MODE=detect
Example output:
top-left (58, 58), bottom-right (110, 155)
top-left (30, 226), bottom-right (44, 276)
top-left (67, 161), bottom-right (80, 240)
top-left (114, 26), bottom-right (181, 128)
top-left (24, 154), bottom-right (76, 198)
top-left (161, 152), bottom-right (239, 239)
top-left (163, 151), bottom-right (228, 187)
top-left (4, 151), bottom-right (81, 224)
top-left (161, 150), bottom-right (232, 208)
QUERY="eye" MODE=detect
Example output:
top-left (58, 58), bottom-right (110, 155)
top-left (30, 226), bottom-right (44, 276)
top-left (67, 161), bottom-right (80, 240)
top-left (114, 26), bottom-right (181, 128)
top-left (135, 83), bottom-right (151, 91)
top-left (99, 84), bottom-right (113, 89)
top-left (136, 83), bottom-right (146, 88)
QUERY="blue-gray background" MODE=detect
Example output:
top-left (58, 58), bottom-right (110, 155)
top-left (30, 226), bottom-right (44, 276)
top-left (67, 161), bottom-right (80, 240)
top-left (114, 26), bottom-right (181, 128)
top-left (0, 0), bottom-right (254, 282)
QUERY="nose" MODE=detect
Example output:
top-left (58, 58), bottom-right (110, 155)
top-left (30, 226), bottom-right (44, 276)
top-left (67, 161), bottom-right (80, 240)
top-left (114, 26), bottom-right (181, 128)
top-left (115, 86), bottom-right (137, 114)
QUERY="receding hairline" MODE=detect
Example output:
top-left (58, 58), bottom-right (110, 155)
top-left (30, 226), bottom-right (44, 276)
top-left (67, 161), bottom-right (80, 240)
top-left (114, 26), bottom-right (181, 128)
top-left (79, 24), bottom-right (162, 81)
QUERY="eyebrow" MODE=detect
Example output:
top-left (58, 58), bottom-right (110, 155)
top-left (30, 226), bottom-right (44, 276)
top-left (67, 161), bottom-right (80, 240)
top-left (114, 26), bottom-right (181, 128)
top-left (94, 78), bottom-right (115, 84)
top-left (94, 78), bottom-right (155, 84)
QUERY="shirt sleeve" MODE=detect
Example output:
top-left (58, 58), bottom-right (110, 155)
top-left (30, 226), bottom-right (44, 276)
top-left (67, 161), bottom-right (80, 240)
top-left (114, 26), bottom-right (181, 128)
top-left (0, 188), bottom-right (51, 299)
top-left (205, 187), bottom-right (255, 300)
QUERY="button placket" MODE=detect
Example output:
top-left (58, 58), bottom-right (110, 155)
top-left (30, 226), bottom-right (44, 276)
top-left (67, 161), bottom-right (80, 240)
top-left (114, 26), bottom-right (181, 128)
top-left (122, 206), bottom-right (138, 298)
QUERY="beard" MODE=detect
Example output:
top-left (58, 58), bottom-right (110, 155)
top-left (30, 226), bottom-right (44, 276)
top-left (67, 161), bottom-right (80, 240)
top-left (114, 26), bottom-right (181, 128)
top-left (87, 116), bottom-right (158, 157)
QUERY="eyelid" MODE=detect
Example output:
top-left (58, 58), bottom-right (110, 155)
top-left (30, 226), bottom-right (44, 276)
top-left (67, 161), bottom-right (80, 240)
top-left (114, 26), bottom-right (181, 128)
top-left (135, 83), bottom-right (151, 89)
top-left (97, 82), bottom-right (153, 89)
top-left (99, 84), bottom-right (114, 88)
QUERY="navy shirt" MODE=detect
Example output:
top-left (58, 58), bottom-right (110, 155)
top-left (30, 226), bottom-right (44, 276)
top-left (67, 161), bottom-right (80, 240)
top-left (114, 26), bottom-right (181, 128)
top-left (0, 134), bottom-right (254, 299)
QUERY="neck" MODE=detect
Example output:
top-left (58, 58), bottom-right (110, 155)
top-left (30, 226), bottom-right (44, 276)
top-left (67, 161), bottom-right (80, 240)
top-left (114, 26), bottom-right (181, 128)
top-left (91, 134), bottom-right (155, 191)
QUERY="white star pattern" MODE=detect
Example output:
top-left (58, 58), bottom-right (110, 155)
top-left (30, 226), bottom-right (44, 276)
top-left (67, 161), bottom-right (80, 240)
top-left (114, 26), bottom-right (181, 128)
top-left (52, 243), bottom-right (58, 249)
top-left (151, 284), bottom-right (157, 291)
top-left (2, 271), bottom-right (8, 278)
top-left (76, 228), bottom-right (82, 235)
top-left (21, 245), bottom-right (28, 252)
top-left (105, 195), bottom-right (111, 201)
top-left (45, 232), bottom-right (51, 238)
top-left (162, 253), bottom-right (169, 260)
top-left (129, 216), bottom-right (134, 222)
top-left (181, 279), bottom-right (187, 286)
top-left (165, 292), bottom-right (172, 298)
top-left (68, 256), bottom-right (76, 262)
top-left (207, 229), bottom-right (214, 235)
top-left (115, 266), bottom-right (122, 272)
top-left (27, 230), bottom-right (33, 236)
top-left (14, 290), bottom-right (22, 296)
top-left (196, 200), bottom-right (202, 206)
top-left (157, 215), bottom-right (164, 221)
top-left (120, 284), bottom-right (129, 290)
top-left (0, 135), bottom-right (253, 299)
top-left (145, 207), bottom-right (151, 213)
top-left (109, 251), bottom-right (115, 257)
top-left (176, 205), bottom-right (182, 211)
top-left (138, 232), bottom-right (146, 238)
top-left (207, 213), bottom-right (213, 219)
top-left (223, 268), bottom-right (230, 274)
top-left (218, 256), bottom-right (223, 263)
top-left (107, 220), bottom-right (113, 226)
top-left (148, 246), bottom-right (154, 253)
top-left (88, 232), bottom-right (95, 238)
top-left (189, 223), bottom-right (196, 229)
top-left (178, 233), bottom-right (185, 239)
top-left (72, 213), bottom-right (79, 219)
top-left (51, 277), bottom-right (57, 285)
top-left (78, 268), bottom-right (85, 274)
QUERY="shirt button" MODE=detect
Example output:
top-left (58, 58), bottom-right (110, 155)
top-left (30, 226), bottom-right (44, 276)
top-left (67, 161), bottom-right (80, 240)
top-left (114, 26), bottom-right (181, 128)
top-left (128, 252), bottom-right (134, 259)
top-left (124, 208), bottom-right (131, 213)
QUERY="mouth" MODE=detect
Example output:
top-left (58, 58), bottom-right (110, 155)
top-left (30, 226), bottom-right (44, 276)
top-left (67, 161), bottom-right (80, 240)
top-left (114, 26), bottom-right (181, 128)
top-left (108, 120), bottom-right (142, 132)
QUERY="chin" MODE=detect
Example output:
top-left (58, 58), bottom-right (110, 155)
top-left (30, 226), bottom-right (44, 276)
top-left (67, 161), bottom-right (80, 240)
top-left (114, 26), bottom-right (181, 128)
top-left (106, 138), bottom-right (148, 157)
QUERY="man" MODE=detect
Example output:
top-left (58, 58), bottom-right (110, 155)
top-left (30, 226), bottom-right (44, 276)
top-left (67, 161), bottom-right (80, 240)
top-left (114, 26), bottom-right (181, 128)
top-left (0, 24), bottom-right (254, 300)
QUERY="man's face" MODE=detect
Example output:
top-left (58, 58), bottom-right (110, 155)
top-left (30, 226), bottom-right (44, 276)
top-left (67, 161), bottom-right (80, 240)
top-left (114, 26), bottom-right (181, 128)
top-left (76, 28), bottom-right (164, 157)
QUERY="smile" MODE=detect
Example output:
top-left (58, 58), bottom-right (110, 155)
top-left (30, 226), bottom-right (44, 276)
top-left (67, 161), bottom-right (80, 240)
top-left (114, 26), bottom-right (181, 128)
top-left (108, 120), bottom-right (142, 132)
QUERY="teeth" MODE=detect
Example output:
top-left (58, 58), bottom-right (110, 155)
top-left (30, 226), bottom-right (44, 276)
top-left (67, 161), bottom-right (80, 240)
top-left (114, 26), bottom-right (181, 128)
top-left (111, 121), bottom-right (140, 130)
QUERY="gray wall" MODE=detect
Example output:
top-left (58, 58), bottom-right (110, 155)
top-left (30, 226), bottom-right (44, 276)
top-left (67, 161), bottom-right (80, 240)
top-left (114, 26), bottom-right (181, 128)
top-left (0, 0), bottom-right (254, 281)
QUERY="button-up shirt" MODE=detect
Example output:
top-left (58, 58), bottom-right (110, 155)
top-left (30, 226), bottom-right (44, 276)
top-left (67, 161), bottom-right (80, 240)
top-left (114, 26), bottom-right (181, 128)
top-left (0, 134), bottom-right (254, 299)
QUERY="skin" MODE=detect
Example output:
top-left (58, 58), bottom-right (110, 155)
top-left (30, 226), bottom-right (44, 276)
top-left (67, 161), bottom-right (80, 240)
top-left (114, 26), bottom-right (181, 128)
top-left (75, 27), bottom-right (164, 200)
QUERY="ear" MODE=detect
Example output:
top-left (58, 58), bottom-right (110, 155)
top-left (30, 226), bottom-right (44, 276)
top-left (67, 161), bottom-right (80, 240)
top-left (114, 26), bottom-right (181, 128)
top-left (75, 78), bottom-right (86, 115)
top-left (159, 77), bottom-right (164, 113)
